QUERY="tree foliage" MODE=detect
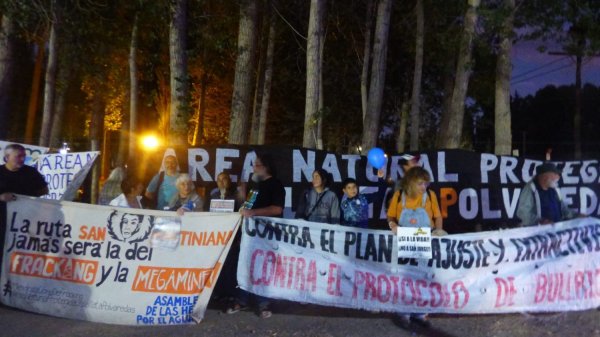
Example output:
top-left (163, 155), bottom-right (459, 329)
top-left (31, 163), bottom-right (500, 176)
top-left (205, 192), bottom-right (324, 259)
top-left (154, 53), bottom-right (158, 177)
top-left (0, 0), bottom-right (598, 160)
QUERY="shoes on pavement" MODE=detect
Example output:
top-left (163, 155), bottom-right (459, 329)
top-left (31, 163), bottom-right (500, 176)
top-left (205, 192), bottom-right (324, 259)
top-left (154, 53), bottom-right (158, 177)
top-left (225, 303), bottom-right (246, 314)
top-left (397, 314), bottom-right (411, 329)
top-left (411, 314), bottom-right (431, 328)
top-left (259, 309), bottom-right (272, 319)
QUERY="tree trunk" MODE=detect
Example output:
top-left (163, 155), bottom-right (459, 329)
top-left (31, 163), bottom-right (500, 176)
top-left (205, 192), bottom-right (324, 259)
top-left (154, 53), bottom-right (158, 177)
top-left (192, 73), bottom-right (208, 145)
top-left (409, 0), bottom-right (424, 151)
top-left (494, 0), bottom-right (514, 155)
top-left (316, 20), bottom-right (325, 150)
top-left (436, 62), bottom-right (455, 147)
top-left (361, 0), bottom-right (392, 150)
top-left (90, 94), bottom-right (105, 204)
top-left (169, 0), bottom-right (190, 147)
top-left (303, 0), bottom-right (325, 149)
top-left (25, 37), bottom-right (46, 144)
top-left (361, 0), bottom-right (374, 122)
top-left (250, 6), bottom-right (268, 145)
top-left (0, 15), bottom-right (15, 139)
top-left (258, 9), bottom-right (276, 145)
top-left (229, 0), bottom-right (258, 145)
top-left (437, 0), bottom-right (479, 149)
top-left (396, 99), bottom-right (410, 153)
top-left (124, 13), bottom-right (139, 165)
top-left (199, 74), bottom-right (208, 145)
top-left (49, 65), bottom-right (70, 148)
top-left (39, 22), bottom-right (58, 147)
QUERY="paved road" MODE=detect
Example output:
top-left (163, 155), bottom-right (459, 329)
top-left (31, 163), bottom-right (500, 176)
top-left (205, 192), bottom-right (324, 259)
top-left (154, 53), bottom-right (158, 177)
top-left (1, 300), bottom-right (599, 337)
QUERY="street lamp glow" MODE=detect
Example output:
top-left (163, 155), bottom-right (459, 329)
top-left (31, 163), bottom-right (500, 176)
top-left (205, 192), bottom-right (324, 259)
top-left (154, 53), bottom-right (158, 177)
top-left (140, 135), bottom-right (160, 151)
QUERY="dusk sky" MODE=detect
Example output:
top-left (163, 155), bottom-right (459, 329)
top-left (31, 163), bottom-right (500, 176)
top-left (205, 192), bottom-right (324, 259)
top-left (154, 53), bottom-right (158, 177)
top-left (511, 39), bottom-right (600, 96)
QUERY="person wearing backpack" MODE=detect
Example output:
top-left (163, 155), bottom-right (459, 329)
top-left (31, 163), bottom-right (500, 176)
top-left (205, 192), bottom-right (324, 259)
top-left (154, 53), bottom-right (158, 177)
top-left (144, 155), bottom-right (179, 210)
top-left (386, 166), bottom-right (445, 328)
top-left (295, 168), bottom-right (340, 224)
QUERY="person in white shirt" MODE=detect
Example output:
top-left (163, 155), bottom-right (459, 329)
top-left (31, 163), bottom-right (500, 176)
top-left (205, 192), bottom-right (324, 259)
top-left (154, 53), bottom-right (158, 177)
top-left (109, 176), bottom-right (144, 209)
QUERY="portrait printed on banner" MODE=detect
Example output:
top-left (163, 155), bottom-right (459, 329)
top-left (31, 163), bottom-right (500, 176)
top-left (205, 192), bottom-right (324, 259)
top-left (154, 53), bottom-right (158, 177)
top-left (107, 210), bottom-right (155, 243)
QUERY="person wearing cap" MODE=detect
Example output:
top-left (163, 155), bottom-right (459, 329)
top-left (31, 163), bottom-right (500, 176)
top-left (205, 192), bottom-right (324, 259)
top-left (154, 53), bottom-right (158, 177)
top-left (516, 163), bottom-right (578, 227)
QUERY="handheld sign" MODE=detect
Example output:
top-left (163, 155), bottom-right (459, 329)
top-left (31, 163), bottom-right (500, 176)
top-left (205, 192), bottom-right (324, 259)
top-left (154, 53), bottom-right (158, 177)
top-left (209, 199), bottom-right (235, 213)
top-left (397, 226), bottom-right (432, 259)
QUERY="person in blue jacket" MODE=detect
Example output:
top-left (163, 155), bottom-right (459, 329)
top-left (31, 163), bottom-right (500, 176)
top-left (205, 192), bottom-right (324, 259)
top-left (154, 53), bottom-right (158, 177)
top-left (340, 169), bottom-right (386, 228)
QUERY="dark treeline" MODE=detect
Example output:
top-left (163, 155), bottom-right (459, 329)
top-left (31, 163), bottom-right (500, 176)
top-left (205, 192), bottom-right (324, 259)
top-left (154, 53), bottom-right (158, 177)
top-left (510, 84), bottom-right (600, 160)
top-left (0, 0), bottom-right (599, 160)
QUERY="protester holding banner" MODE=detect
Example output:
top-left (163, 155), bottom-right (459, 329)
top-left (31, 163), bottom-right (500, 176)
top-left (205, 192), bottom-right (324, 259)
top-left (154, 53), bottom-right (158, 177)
top-left (228, 152), bottom-right (285, 319)
top-left (0, 144), bottom-right (48, 201)
top-left (167, 173), bottom-right (204, 215)
top-left (99, 167), bottom-right (126, 205)
top-left (386, 166), bottom-right (445, 327)
top-left (295, 169), bottom-right (340, 224)
top-left (206, 171), bottom-right (241, 212)
top-left (516, 162), bottom-right (580, 227)
top-left (145, 154), bottom-right (179, 210)
top-left (0, 144), bottom-right (48, 264)
top-left (109, 175), bottom-right (144, 208)
top-left (207, 172), bottom-right (242, 301)
top-left (387, 167), bottom-right (444, 234)
top-left (340, 169), bottom-right (386, 228)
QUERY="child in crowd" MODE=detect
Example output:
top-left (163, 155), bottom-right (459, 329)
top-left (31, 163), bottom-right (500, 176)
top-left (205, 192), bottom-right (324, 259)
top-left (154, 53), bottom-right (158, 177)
top-left (340, 169), bottom-right (386, 228)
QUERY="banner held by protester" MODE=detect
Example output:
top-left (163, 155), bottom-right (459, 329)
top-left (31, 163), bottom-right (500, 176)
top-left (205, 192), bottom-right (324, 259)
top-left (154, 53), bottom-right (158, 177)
top-left (0, 197), bottom-right (239, 325)
top-left (238, 216), bottom-right (600, 314)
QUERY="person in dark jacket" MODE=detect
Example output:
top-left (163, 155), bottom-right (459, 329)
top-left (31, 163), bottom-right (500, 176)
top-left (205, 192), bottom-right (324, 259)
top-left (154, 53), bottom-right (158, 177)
top-left (295, 168), bottom-right (340, 224)
top-left (340, 169), bottom-right (386, 228)
top-left (516, 162), bottom-right (580, 226)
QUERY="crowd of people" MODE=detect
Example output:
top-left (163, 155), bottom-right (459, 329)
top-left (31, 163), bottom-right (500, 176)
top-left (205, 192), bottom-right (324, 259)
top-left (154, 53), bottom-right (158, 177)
top-left (89, 149), bottom-right (582, 326)
top-left (0, 144), bottom-right (587, 327)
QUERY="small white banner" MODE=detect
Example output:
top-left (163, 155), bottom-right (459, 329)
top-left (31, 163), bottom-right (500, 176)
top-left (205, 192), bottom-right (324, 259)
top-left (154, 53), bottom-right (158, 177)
top-left (36, 151), bottom-right (99, 200)
top-left (1, 197), bottom-right (240, 325)
top-left (209, 199), bottom-right (235, 213)
top-left (397, 226), bottom-right (432, 259)
top-left (238, 216), bottom-right (600, 314)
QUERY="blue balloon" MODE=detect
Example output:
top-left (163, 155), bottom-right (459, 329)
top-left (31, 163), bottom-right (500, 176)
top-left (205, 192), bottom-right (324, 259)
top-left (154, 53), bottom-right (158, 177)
top-left (367, 147), bottom-right (386, 169)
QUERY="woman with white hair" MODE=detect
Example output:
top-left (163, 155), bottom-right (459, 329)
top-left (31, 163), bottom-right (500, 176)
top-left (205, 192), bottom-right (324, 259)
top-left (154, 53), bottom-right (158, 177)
top-left (167, 173), bottom-right (204, 215)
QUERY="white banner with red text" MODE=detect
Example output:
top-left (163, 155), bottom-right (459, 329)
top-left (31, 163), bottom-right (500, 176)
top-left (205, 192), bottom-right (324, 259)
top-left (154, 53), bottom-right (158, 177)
top-left (0, 196), bottom-right (239, 325)
top-left (238, 216), bottom-right (600, 314)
